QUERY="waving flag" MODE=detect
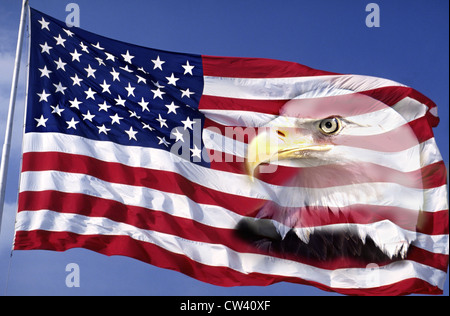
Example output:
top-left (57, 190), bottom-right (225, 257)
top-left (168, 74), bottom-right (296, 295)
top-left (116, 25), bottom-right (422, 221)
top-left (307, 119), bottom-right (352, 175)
top-left (14, 8), bottom-right (448, 295)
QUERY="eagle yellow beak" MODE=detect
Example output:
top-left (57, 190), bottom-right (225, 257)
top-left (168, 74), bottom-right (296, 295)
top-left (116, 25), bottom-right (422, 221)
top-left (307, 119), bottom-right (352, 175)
top-left (246, 128), bottom-right (332, 178)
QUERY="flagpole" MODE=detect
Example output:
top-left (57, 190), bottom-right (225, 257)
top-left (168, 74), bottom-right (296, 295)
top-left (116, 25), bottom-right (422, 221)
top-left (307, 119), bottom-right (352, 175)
top-left (0, 0), bottom-right (29, 231)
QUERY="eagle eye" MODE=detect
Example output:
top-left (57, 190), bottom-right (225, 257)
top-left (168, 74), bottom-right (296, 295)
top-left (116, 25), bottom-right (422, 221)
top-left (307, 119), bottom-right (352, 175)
top-left (319, 117), bottom-right (341, 135)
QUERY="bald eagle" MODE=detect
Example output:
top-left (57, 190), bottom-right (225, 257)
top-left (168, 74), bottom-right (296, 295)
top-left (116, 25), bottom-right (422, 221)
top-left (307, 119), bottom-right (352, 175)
top-left (236, 91), bottom-right (425, 263)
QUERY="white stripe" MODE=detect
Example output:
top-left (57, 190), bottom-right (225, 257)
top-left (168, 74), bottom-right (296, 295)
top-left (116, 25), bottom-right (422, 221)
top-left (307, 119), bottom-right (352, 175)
top-left (201, 96), bottom-right (430, 137)
top-left (24, 131), bottom-right (442, 173)
top-left (202, 109), bottom-right (277, 127)
top-left (203, 75), bottom-right (405, 100)
top-left (20, 168), bottom-right (445, 213)
top-left (18, 170), bottom-right (449, 256)
top-left (19, 159), bottom-right (446, 214)
top-left (202, 128), bottom-right (444, 171)
top-left (19, 171), bottom-right (242, 230)
top-left (15, 210), bottom-right (447, 290)
top-left (22, 133), bottom-right (447, 212)
top-left (391, 97), bottom-right (430, 122)
top-left (203, 107), bottom-right (411, 136)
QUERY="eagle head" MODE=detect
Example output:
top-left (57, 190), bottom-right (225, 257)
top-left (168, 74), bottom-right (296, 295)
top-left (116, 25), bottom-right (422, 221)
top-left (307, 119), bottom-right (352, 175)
top-left (238, 91), bottom-right (423, 263)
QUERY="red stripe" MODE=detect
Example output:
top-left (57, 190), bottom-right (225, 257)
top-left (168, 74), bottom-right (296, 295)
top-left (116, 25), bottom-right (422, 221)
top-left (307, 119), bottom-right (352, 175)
top-left (200, 80), bottom-right (438, 132)
top-left (199, 95), bottom-right (286, 115)
top-left (201, 56), bottom-right (438, 127)
top-left (333, 126), bottom-right (426, 153)
top-left (276, 93), bottom-right (392, 119)
top-left (254, 202), bottom-right (446, 235)
top-left (204, 118), bottom-right (435, 154)
top-left (407, 245), bottom-right (449, 272)
top-left (200, 93), bottom-right (392, 119)
top-left (15, 191), bottom-right (369, 270)
top-left (361, 86), bottom-right (437, 111)
top-left (22, 148), bottom-right (446, 200)
top-left (409, 116), bottom-right (436, 143)
top-left (203, 109), bottom-right (435, 153)
top-left (202, 55), bottom-right (337, 78)
top-left (210, 152), bottom-right (448, 234)
top-left (416, 209), bottom-right (449, 235)
top-left (18, 190), bottom-right (448, 271)
top-left (420, 161), bottom-right (448, 190)
top-left (16, 190), bottom-right (255, 261)
top-left (201, 55), bottom-right (437, 118)
top-left (360, 87), bottom-right (439, 127)
top-left (204, 117), bottom-right (229, 136)
top-left (210, 152), bottom-right (447, 190)
top-left (202, 121), bottom-right (445, 190)
top-left (361, 87), bottom-right (428, 107)
top-left (21, 151), bottom-right (447, 233)
top-left (13, 230), bottom-right (444, 295)
top-left (21, 151), bottom-right (265, 217)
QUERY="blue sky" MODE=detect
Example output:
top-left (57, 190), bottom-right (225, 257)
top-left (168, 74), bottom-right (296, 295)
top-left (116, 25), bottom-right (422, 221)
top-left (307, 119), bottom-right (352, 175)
top-left (0, 0), bottom-right (448, 295)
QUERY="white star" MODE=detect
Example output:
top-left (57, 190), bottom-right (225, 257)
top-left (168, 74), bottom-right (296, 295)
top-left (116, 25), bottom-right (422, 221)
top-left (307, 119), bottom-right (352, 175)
top-left (120, 65), bottom-right (133, 73)
top-left (166, 73), bottom-right (179, 86)
top-left (38, 17), bottom-right (50, 31)
top-left (53, 82), bottom-right (67, 94)
top-left (165, 101), bottom-right (180, 114)
top-left (121, 50), bottom-right (134, 64)
top-left (142, 122), bottom-right (154, 131)
top-left (53, 34), bottom-right (66, 47)
top-left (114, 95), bottom-right (126, 107)
top-left (69, 98), bottom-right (82, 109)
top-left (171, 128), bottom-right (184, 142)
top-left (182, 60), bottom-right (194, 75)
top-left (190, 144), bottom-right (202, 159)
top-left (95, 57), bottom-right (106, 66)
top-left (40, 42), bottom-right (52, 54)
top-left (125, 126), bottom-right (138, 141)
top-left (110, 113), bottom-right (123, 125)
top-left (128, 111), bottom-right (141, 120)
top-left (37, 89), bottom-right (50, 102)
top-left (138, 97), bottom-right (150, 112)
top-left (151, 56), bottom-right (165, 70)
top-left (181, 116), bottom-right (195, 130)
top-left (84, 64), bottom-right (97, 78)
top-left (34, 115), bottom-right (48, 127)
top-left (136, 75), bottom-right (146, 84)
top-left (62, 28), bottom-right (74, 37)
top-left (99, 80), bottom-right (111, 94)
top-left (138, 67), bottom-right (148, 74)
top-left (157, 136), bottom-right (170, 147)
top-left (124, 82), bottom-right (135, 97)
top-left (82, 110), bottom-right (95, 122)
top-left (70, 48), bottom-right (82, 62)
top-left (98, 101), bottom-right (111, 112)
top-left (38, 65), bottom-right (52, 78)
top-left (97, 124), bottom-right (111, 135)
top-left (66, 117), bottom-right (79, 130)
top-left (54, 57), bottom-right (67, 71)
top-left (105, 52), bottom-right (116, 62)
top-left (50, 104), bottom-right (65, 116)
top-left (181, 88), bottom-right (194, 98)
top-left (151, 88), bottom-right (166, 99)
top-left (70, 73), bottom-right (83, 86)
top-left (151, 80), bottom-right (165, 88)
top-left (84, 87), bottom-right (97, 100)
top-left (156, 114), bottom-right (168, 128)
top-left (110, 67), bottom-right (120, 82)
top-left (91, 42), bottom-right (105, 50)
top-left (79, 42), bottom-right (89, 53)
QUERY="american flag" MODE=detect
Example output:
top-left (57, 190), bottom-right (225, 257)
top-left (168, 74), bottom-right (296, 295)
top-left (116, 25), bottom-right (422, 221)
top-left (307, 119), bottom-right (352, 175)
top-left (14, 8), bottom-right (448, 295)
